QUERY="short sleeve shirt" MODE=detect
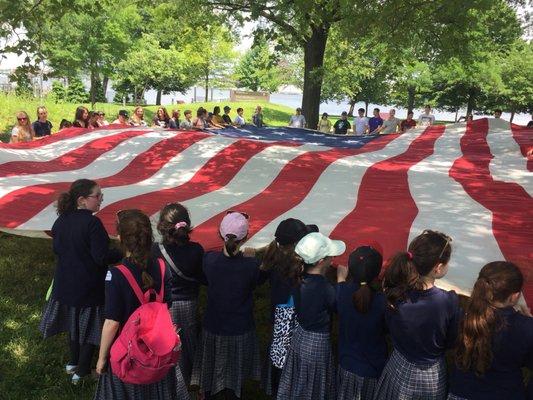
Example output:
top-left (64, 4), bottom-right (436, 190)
top-left (418, 113), bottom-right (435, 127)
top-left (32, 120), bottom-right (52, 137)
top-left (289, 115), bottom-right (306, 128)
top-left (353, 117), bottom-right (369, 135)
top-left (400, 119), bottom-right (417, 131)
top-left (381, 118), bottom-right (401, 134)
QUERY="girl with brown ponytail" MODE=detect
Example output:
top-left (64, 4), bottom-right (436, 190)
top-left (153, 203), bottom-right (206, 386)
top-left (39, 179), bottom-right (121, 385)
top-left (374, 230), bottom-right (461, 400)
top-left (449, 261), bottom-right (533, 400)
top-left (94, 209), bottom-right (190, 400)
top-left (336, 246), bottom-right (387, 400)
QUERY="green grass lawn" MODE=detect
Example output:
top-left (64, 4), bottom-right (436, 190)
top-left (0, 94), bottom-right (295, 143)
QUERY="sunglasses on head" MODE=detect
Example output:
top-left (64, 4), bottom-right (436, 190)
top-left (226, 210), bottom-right (250, 219)
top-left (422, 229), bottom-right (452, 259)
top-left (87, 192), bottom-right (104, 201)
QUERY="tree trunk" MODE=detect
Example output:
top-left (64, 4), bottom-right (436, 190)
top-left (466, 88), bottom-right (476, 116)
top-left (156, 89), bottom-right (162, 105)
top-left (454, 108), bottom-right (459, 122)
top-left (205, 68), bottom-right (209, 102)
top-left (364, 101), bottom-right (369, 116)
top-left (407, 86), bottom-right (415, 111)
top-left (347, 99), bottom-right (356, 116)
top-left (102, 76), bottom-right (109, 102)
top-left (510, 109), bottom-right (515, 122)
top-left (90, 67), bottom-right (96, 109)
top-left (301, 25), bottom-right (329, 129)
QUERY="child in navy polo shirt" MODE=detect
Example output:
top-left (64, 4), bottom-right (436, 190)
top-left (336, 246), bottom-right (387, 400)
top-left (374, 230), bottom-right (461, 400)
top-left (152, 203), bottom-right (205, 386)
top-left (276, 232), bottom-right (346, 400)
top-left (39, 179), bottom-right (121, 384)
top-left (449, 261), bottom-right (533, 400)
top-left (94, 209), bottom-right (190, 400)
top-left (191, 211), bottom-right (267, 399)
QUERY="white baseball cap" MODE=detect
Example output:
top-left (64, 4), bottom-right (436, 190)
top-left (295, 232), bottom-right (346, 264)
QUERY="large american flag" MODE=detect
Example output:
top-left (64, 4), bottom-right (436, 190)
top-left (0, 119), bottom-right (531, 305)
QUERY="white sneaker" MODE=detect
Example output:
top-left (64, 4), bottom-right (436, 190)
top-left (71, 373), bottom-right (82, 385)
top-left (65, 364), bottom-right (77, 375)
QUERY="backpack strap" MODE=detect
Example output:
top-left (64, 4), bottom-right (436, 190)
top-left (156, 258), bottom-right (166, 302)
top-left (115, 265), bottom-right (145, 305)
top-left (158, 243), bottom-right (197, 282)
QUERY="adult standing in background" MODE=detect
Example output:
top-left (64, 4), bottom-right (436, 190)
top-left (288, 108), bottom-right (306, 128)
top-left (378, 109), bottom-right (401, 134)
top-left (353, 108), bottom-right (369, 135)
top-left (368, 108), bottom-right (384, 134)
top-left (73, 106), bottom-right (89, 128)
top-left (10, 111), bottom-right (34, 143)
top-left (418, 105), bottom-right (435, 127)
top-left (32, 106), bottom-right (53, 137)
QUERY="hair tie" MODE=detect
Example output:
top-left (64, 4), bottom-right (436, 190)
top-left (360, 281), bottom-right (367, 286)
top-left (407, 251), bottom-right (413, 260)
top-left (175, 221), bottom-right (188, 229)
top-left (359, 256), bottom-right (364, 260)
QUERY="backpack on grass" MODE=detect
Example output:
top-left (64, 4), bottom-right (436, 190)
top-left (110, 258), bottom-right (181, 385)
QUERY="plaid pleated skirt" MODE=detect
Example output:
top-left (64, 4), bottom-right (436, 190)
top-left (169, 300), bottom-right (199, 386)
top-left (337, 365), bottom-right (378, 400)
top-left (276, 326), bottom-right (336, 400)
top-left (93, 365), bottom-right (190, 400)
top-left (190, 329), bottom-right (261, 397)
top-left (39, 298), bottom-right (104, 346)
top-left (373, 350), bottom-right (447, 400)
top-left (447, 395), bottom-right (466, 400)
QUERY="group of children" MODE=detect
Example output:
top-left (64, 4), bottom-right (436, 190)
top-left (39, 179), bottom-right (533, 400)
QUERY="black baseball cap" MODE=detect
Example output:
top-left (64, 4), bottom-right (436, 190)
top-left (224, 106), bottom-right (231, 111)
top-left (118, 110), bottom-right (129, 118)
top-left (275, 218), bottom-right (319, 246)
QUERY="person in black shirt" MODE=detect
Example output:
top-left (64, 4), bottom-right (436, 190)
top-left (94, 209), bottom-right (190, 399)
top-left (32, 106), bottom-right (53, 137)
top-left (152, 203), bottom-right (205, 386)
top-left (334, 111), bottom-right (351, 135)
top-left (191, 211), bottom-right (267, 399)
top-left (277, 232), bottom-right (346, 400)
top-left (222, 105), bottom-right (232, 125)
top-left (39, 179), bottom-right (122, 384)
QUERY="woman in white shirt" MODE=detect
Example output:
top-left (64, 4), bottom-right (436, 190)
top-left (10, 111), bottom-right (35, 143)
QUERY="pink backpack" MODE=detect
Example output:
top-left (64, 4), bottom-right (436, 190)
top-left (110, 258), bottom-right (181, 385)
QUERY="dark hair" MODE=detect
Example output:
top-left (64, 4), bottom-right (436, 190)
top-left (74, 106), bottom-right (89, 125)
top-left (88, 111), bottom-right (100, 128)
top-left (157, 107), bottom-right (170, 122)
top-left (425, 104), bottom-right (432, 108)
top-left (56, 179), bottom-right (97, 215)
top-left (171, 109), bottom-right (180, 119)
top-left (374, 108), bottom-right (380, 113)
top-left (223, 234), bottom-right (245, 257)
top-left (184, 109), bottom-right (192, 115)
top-left (341, 111), bottom-right (347, 116)
top-left (383, 230), bottom-right (452, 308)
top-left (322, 112), bottom-right (328, 118)
top-left (59, 119), bottom-right (72, 129)
top-left (262, 241), bottom-right (301, 284)
top-left (455, 261), bottom-right (523, 375)
top-left (213, 106), bottom-right (221, 115)
top-left (117, 209), bottom-right (154, 290)
top-left (494, 109), bottom-right (502, 114)
top-left (157, 203), bottom-right (192, 246)
top-left (349, 246), bottom-right (383, 313)
top-left (358, 108), bottom-right (365, 113)
top-left (237, 107), bottom-right (243, 113)
top-left (407, 110), bottom-right (414, 116)
top-left (196, 107), bottom-right (204, 118)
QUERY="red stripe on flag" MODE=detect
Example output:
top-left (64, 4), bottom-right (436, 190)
top-left (0, 129), bottom-right (152, 178)
top-left (97, 139), bottom-right (279, 233)
top-left (0, 131), bottom-right (209, 228)
top-left (510, 123), bottom-right (533, 171)
top-left (190, 135), bottom-right (399, 252)
top-left (0, 127), bottom-right (93, 150)
top-left (450, 119), bottom-right (533, 305)
top-left (329, 126), bottom-right (445, 266)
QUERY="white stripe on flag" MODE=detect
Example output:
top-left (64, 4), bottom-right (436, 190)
top-left (0, 130), bottom-right (177, 198)
top-left (407, 123), bottom-right (504, 297)
top-left (487, 119), bottom-right (532, 196)
top-left (245, 128), bottom-right (424, 248)
top-left (18, 135), bottom-right (237, 230)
